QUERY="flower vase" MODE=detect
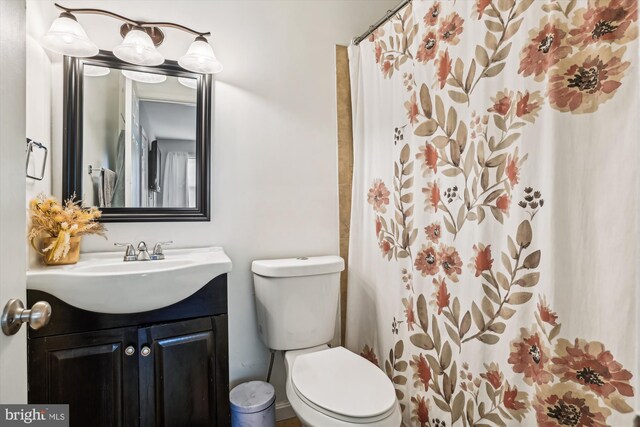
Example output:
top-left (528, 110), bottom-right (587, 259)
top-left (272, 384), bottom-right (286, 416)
top-left (37, 236), bottom-right (82, 266)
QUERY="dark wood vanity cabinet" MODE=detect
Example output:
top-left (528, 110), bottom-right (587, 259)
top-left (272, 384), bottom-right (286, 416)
top-left (27, 275), bottom-right (230, 427)
top-left (139, 317), bottom-right (228, 427)
top-left (29, 326), bottom-right (140, 426)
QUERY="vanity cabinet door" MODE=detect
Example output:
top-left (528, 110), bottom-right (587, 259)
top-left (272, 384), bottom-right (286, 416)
top-left (28, 326), bottom-right (139, 427)
top-left (138, 315), bottom-right (229, 427)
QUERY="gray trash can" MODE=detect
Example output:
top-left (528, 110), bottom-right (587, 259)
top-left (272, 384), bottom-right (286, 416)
top-left (230, 381), bottom-right (276, 427)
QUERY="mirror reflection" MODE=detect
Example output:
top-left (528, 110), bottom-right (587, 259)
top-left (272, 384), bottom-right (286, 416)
top-left (82, 64), bottom-right (197, 208)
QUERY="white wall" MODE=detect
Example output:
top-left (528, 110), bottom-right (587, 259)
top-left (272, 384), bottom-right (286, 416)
top-left (31, 0), bottom-right (397, 409)
top-left (26, 0), bottom-right (55, 268)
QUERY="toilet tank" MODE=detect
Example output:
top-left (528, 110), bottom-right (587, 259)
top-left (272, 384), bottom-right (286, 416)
top-left (252, 256), bottom-right (344, 351)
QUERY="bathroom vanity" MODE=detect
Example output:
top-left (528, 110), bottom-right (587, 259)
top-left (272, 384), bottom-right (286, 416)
top-left (26, 247), bottom-right (231, 427)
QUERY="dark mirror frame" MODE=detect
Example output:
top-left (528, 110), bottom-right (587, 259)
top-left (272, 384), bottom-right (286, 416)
top-left (63, 50), bottom-right (211, 222)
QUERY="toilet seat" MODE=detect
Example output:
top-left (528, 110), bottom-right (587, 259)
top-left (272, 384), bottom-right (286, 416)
top-left (291, 347), bottom-right (397, 423)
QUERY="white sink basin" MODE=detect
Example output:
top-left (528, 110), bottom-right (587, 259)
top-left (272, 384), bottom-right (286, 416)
top-left (27, 246), bottom-right (232, 314)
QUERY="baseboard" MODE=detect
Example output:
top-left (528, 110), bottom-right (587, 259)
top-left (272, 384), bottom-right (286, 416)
top-left (275, 400), bottom-right (296, 421)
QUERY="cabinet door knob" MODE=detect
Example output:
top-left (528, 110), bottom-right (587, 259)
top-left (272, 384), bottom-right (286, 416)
top-left (125, 346), bottom-right (135, 356)
top-left (141, 346), bottom-right (151, 357)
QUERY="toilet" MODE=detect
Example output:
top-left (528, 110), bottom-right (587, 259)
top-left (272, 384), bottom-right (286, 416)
top-left (252, 256), bottom-right (401, 427)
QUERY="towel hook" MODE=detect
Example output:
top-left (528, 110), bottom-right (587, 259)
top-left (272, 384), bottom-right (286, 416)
top-left (88, 165), bottom-right (104, 175)
top-left (26, 138), bottom-right (48, 181)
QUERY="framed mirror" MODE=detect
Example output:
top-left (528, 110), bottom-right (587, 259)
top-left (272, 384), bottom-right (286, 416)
top-left (63, 51), bottom-right (211, 222)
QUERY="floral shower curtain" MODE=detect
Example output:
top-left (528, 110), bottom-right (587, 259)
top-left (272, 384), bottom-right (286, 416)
top-left (346, 1), bottom-right (638, 425)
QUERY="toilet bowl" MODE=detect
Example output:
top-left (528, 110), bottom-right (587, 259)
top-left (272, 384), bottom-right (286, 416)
top-left (284, 345), bottom-right (401, 427)
top-left (251, 256), bottom-right (401, 427)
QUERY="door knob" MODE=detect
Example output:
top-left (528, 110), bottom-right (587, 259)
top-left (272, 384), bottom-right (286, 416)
top-left (125, 346), bottom-right (135, 356)
top-left (1, 299), bottom-right (52, 336)
top-left (141, 346), bottom-right (151, 357)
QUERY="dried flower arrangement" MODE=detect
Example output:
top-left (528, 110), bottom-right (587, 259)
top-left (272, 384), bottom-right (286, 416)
top-left (28, 194), bottom-right (106, 264)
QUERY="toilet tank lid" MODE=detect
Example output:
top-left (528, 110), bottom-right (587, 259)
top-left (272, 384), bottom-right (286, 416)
top-left (252, 256), bottom-right (344, 277)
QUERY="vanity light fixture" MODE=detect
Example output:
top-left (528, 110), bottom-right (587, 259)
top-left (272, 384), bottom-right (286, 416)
top-left (41, 12), bottom-right (98, 57)
top-left (178, 77), bottom-right (198, 89)
top-left (179, 36), bottom-right (223, 74)
top-left (42, 3), bottom-right (223, 74)
top-left (122, 70), bottom-right (167, 84)
top-left (83, 64), bottom-right (110, 77)
top-left (113, 27), bottom-right (164, 66)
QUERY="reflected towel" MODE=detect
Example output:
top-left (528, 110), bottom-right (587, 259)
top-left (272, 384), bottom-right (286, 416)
top-left (112, 130), bottom-right (125, 207)
top-left (99, 168), bottom-right (117, 208)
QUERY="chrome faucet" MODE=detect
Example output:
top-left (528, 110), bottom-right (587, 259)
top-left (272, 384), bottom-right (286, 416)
top-left (115, 241), bottom-right (172, 261)
top-left (151, 241), bottom-right (172, 260)
top-left (136, 241), bottom-right (151, 261)
top-left (114, 243), bottom-right (137, 262)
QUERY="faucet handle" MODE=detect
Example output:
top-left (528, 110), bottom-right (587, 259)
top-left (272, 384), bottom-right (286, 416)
top-left (151, 241), bottom-right (173, 260)
top-left (136, 241), bottom-right (151, 261)
top-left (114, 243), bottom-right (136, 262)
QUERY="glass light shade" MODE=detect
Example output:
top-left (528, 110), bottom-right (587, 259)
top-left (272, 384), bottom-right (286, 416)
top-left (178, 77), bottom-right (198, 89)
top-left (84, 65), bottom-right (110, 77)
top-left (122, 70), bottom-right (167, 84)
top-left (113, 28), bottom-right (164, 66)
top-left (41, 15), bottom-right (98, 57)
top-left (178, 38), bottom-right (223, 74)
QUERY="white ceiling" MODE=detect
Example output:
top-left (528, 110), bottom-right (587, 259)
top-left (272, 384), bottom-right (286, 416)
top-left (139, 100), bottom-right (196, 141)
top-left (134, 75), bottom-right (197, 104)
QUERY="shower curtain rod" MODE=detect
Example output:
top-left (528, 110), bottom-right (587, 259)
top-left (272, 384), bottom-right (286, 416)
top-left (352, 0), bottom-right (412, 45)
